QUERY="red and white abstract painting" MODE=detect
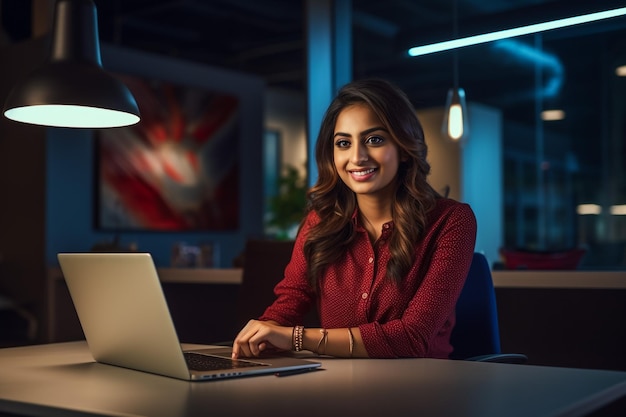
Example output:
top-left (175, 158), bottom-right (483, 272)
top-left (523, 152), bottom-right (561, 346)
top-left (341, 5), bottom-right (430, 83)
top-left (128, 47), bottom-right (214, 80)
top-left (97, 75), bottom-right (240, 231)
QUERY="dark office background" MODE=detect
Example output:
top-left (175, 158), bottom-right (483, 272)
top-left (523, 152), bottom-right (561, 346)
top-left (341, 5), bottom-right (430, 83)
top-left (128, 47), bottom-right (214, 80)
top-left (0, 0), bottom-right (624, 371)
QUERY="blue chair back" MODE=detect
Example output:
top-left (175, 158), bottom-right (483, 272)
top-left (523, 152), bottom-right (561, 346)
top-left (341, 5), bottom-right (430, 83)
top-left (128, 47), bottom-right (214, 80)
top-left (450, 252), bottom-right (502, 359)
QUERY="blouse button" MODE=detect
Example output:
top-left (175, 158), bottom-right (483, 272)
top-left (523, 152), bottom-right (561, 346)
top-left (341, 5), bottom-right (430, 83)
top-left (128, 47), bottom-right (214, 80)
top-left (361, 292), bottom-right (368, 300)
top-left (368, 257), bottom-right (374, 264)
top-left (383, 224), bottom-right (390, 229)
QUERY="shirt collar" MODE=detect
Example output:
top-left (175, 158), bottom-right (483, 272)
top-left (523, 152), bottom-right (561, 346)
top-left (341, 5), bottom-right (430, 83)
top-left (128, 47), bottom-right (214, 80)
top-left (351, 208), bottom-right (394, 234)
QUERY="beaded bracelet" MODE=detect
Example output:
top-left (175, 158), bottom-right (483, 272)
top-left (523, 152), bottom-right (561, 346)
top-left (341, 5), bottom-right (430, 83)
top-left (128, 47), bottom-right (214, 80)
top-left (293, 325), bottom-right (304, 352)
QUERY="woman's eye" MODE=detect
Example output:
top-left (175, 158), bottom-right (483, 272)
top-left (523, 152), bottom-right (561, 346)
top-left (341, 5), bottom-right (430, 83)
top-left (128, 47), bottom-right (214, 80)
top-left (335, 139), bottom-right (351, 148)
top-left (365, 135), bottom-right (384, 145)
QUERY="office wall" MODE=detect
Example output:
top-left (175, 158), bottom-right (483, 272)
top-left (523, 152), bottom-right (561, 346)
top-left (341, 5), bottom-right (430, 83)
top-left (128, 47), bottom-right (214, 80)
top-left (462, 103), bottom-right (503, 265)
top-left (0, 38), bottom-right (48, 339)
top-left (419, 104), bottom-right (504, 264)
top-left (419, 108), bottom-right (462, 200)
top-left (265, 88), bottom-right (307, 178)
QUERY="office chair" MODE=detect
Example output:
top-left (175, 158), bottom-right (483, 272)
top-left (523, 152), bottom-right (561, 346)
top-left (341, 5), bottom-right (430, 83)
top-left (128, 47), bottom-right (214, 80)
top-left (234, 239), bottom-right (318, 332)
top-left (450, 252), bottom-right (528, 364)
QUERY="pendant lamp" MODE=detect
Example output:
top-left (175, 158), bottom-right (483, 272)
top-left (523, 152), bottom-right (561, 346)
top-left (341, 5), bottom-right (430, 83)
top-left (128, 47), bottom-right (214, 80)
top-left (3, 0), bottom-right (140, 128)
top-left (441, 0), bottom-right (468, 142)
top-left (442, 87), bottom-right (467, 140)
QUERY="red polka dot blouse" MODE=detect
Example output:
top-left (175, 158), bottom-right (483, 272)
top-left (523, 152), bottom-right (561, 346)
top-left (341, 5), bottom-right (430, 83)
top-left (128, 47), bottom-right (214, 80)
top-left (259, 197), bottom-right (477, 358)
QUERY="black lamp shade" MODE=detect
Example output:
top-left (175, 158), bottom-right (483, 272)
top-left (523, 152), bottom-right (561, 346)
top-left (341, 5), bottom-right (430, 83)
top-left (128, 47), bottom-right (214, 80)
top-left (3, 0), bottom-right (140, 128)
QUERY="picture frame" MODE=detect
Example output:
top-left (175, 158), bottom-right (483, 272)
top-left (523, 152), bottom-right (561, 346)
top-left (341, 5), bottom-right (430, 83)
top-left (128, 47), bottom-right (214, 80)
top-left (96, 74), bottom-right (240, 231)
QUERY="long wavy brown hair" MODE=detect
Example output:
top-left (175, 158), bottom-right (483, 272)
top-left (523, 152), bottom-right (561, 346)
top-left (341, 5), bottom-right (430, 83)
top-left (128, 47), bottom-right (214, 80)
top-left (302, 78), bottom-right (440, 288)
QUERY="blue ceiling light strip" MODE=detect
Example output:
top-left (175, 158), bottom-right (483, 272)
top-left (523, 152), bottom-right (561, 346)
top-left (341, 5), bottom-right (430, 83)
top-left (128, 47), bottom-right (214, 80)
top-left (408, 7), bottom-right (626, 57)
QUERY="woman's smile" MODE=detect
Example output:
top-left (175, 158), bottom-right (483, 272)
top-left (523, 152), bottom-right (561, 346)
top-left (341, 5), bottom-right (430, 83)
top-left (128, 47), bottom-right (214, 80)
top-left (348, 167), bottom-right (377, 181)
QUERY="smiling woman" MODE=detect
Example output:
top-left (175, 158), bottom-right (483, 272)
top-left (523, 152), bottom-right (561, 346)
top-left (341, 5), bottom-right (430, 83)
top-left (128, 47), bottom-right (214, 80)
top-left (231, 78), bottom-right (477, 360)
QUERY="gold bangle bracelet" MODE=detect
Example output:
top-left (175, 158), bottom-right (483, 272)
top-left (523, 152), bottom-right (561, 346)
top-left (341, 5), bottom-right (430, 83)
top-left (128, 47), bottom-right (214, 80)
top-left (347, 327), bottom-right (354, 357)
top-left (315, 329), bottom-right (328, 355)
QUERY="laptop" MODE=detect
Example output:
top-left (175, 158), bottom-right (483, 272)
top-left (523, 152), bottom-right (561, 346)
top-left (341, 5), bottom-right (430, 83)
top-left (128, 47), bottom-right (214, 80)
top-left (57, 252), bottom-right (321, 381)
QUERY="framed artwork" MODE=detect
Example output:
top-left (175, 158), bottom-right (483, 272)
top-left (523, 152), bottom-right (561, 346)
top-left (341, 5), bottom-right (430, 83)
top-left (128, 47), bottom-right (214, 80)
top-left (96, 74), bottom-right (240, 231)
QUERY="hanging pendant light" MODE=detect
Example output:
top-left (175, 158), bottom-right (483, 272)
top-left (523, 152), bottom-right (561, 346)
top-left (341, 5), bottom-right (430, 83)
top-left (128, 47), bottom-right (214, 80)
top-left (441, 0), bottom-right (468, 142)
top-left (443, 87), bottom-right (468, 140)
top-left (3, 0), bottom-right (140, 128)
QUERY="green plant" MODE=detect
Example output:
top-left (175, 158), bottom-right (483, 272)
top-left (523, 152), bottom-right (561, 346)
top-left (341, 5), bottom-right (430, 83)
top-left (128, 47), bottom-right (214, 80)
top-left (266, 165), bottom-right (307, 236)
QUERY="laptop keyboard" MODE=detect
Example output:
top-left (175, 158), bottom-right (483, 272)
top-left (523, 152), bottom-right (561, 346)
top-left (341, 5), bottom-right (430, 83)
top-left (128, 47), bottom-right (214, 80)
top-left (184, 352), bottom-right (268, 371)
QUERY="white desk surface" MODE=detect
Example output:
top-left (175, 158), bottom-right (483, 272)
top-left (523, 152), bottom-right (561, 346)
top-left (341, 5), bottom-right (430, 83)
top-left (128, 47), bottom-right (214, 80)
top-left (0, 342), bottom-right (624, 417)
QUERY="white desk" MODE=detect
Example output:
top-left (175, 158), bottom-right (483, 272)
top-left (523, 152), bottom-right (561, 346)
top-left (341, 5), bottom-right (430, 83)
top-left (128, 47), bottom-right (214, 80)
top-left (0, 342), bottom-right (624, 417)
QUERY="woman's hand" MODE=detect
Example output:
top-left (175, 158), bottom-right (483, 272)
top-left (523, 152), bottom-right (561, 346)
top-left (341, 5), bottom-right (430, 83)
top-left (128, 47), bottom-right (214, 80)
top-left (232, 320), bottom-right (293, 359)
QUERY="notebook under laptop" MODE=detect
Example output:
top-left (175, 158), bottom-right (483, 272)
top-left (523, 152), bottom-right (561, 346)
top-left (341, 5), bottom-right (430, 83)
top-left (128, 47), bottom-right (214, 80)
top-left (57, 252), bottom-right (321, 381)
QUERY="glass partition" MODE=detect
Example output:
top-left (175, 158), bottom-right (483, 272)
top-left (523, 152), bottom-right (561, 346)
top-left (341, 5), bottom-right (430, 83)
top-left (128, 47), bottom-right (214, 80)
top-left (359, 14), bottom-right (626, 269)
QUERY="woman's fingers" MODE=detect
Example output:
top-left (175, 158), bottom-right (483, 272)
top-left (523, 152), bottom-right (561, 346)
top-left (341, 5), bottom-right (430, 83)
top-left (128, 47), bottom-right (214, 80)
top-left (232, 320), bottom-right (289, 358)
top-left (232, 320), bottom-right (256, 358)
top-left (246, 325), bottom-right (270, 356)
top-left (233, 320), bottom-right (266, 358)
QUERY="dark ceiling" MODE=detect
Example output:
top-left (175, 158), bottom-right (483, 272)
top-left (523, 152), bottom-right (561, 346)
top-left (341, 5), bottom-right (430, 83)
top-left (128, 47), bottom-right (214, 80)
top-left (89, 1), bottom-right (626, 94)
top-left (3, 0), bottom-right (626, 135)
